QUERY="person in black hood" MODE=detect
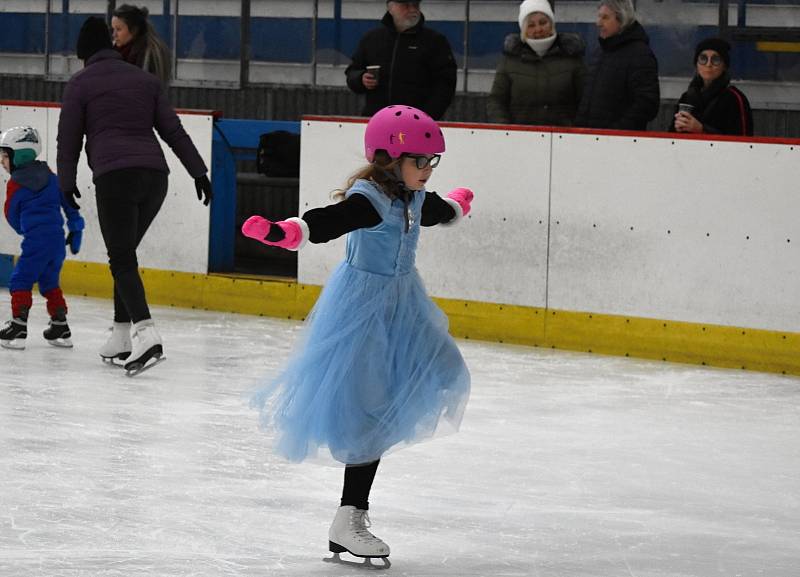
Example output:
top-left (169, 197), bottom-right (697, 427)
top-left (344, 0), bottom-right (457, 120)
top-left (670, 37), bottom-right (753, 136)
top-left (575, 0), bottom-right (660, 130)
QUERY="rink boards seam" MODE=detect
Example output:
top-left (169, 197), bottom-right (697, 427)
top-left (54, 261), bottom-right (800, 377)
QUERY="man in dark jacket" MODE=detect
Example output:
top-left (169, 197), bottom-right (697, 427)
top-left (345, 0), bottom-right (457, 120)
top-left (56, 16), bottom-right (212, 375)
top-left (575, 0), bottom-right (660, 130)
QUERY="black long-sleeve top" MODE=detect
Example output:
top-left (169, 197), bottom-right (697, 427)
top-left (265, 191), bottom-right (457, 244)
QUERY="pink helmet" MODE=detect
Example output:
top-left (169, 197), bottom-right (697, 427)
top-left (364, 105), bottom-right (445, 162)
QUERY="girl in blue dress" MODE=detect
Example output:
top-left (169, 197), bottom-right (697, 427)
top-left (242, 105), bottom-right (473, 568)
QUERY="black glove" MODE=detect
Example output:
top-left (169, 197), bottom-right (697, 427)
top-left (194, 175), bottom-right (213, 206)
top-left (64, 188), bottom-right (81, 210)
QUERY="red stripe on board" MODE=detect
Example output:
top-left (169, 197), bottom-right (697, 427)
top-left (302, 114), bottom-right (800, 146)
top-left (727, 87), bottom-right (749, 136)
top-left (0, 100), bottom-right (221, 118)
top-left (0, 100), bottom-right (61, 109)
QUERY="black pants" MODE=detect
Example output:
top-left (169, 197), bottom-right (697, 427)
top-left (95, 168), bottom-right (168, 324)
top-left (341, 460), bottom-right (380, 511)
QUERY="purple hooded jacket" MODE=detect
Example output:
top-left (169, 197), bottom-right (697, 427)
top-left (57, 49), bottom-right (207, 192)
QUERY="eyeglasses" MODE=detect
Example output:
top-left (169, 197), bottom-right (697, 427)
top-left (697, 53), bottom-right (723, 67)
top-left (406, 154), bottom-right (441, 169)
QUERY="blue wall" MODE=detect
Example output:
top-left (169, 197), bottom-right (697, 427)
top-left (1, 11), bottom-right (798, 81)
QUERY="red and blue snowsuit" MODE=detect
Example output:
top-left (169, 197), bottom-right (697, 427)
top-left (4, 160), bottom-right (84, 319)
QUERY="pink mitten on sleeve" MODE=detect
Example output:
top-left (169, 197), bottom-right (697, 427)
top-left (241, 216), bottom-right (308, 251)
top-left (446, 187), bottom-right (474, 217)
top-left (242, 215), bottom-right (272, 240)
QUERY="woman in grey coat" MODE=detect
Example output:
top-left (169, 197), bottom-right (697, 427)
top-left (488, 0), bottom-right (585, 126)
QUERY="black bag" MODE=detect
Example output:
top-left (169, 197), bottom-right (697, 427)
top-left (256, 131), bottom-right (301, 177)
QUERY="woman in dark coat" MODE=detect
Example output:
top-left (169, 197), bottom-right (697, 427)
top-left (670, 37), bottom-right (753, 136)
top-left (56, 17), bottom-right (212, 375)
top-left (488, 0), bottom-right (585, 126)
top-left (575, 0), bottom-right (659, 130)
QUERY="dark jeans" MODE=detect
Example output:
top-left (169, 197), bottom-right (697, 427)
top-left (95, 168), bottom-right (168, 324)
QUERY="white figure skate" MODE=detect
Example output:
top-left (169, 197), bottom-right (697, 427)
top-left (99, 322), bottom-right (132, 365)
top-left (324, 505), bottom-right (391, 569)
top-left (123, 320), bottom-right (165, 377)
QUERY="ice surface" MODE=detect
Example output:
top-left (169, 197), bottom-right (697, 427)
top-left (1, 294), bottom-right (799, 576)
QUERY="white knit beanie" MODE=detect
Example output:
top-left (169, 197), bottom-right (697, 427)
top-left (518, 0), bottom-right (556, 33)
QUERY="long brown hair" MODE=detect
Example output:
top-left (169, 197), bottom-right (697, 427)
top-left (332, 150), bottom-right (403, 202)
top-left (114, 4), bottom-right (172, 86)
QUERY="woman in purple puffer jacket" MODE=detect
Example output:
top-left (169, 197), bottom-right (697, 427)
top-left (56, 16), bottom-right (213, 376)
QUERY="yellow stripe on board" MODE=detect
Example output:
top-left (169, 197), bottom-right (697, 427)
top-left (756, 41), bottom-right (800, 53)
top-left (60, 261), bottom-right (320, 321)
top-left (59, 261), bottom-right (800, 377)
top-left (545, 310), bottom-right (800, 375)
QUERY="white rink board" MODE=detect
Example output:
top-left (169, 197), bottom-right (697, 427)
top-left (298, 119), bottom-right (551, 307)
top-left (0, 104), bottom-right (213, 274)
top-left (301, 119), bottom-right (800, 333)
top-left (549, 132), bottom-right (800, 332)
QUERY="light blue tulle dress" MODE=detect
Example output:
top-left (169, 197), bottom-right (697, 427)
top-left (251, 179), bottom-right (471, 464)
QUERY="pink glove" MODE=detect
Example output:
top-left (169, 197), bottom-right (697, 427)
top-left (241, 215), bottom-right (307, 250)
top-left (447, 187), bottom-right (474, 217)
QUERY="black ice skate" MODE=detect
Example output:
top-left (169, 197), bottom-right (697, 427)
top-left (123, 320), bottom-right (166, 377)
top-left (324, 506), bottom-right (391, 569)
top-left (0, 317), bottom-right (27, 350)
top-left (43, 318), bottom-right (73, 348)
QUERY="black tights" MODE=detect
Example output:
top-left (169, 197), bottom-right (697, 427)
top-left (340, 460), bottom-right (380, 511)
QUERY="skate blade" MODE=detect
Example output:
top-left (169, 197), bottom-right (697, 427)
top-left (125, 354), bottom-right (166, 377)
top-left (46, 337), bottom-right (73, 348)
top-left (324, 551), bottom-right (391, 570)
top-left (1, 339), bottom-right (26, 350)
top-left (101, 352), bottom-right (131, 366)
top-left (124, 344), bottom-right (163, 376)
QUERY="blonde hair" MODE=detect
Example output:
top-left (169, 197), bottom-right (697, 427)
top-left (599, 0), bottom-right (636, 30)
top-left (332, 151), bottom-right (403, 202)
top-left (141, 26), bottom-right (171, 87)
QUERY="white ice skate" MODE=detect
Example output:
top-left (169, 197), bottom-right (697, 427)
top-left (123, 320), bottom-right (165, 377)
top-left (324, 506), bottom-right (391, 569)
top-left (99, 322), bottom-right (132, 365)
